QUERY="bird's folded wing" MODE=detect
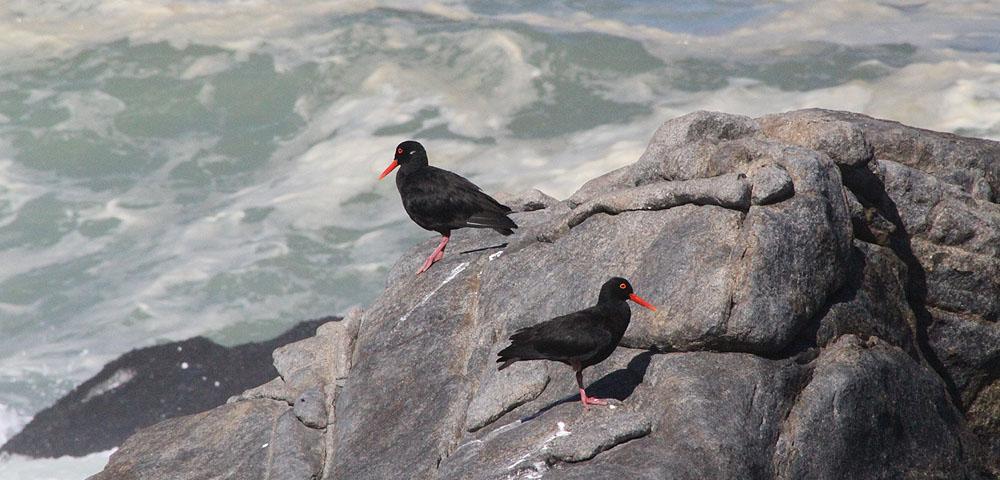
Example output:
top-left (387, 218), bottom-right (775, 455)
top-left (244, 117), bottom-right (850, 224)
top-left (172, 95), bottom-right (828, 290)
top-left (404, 168), bottom-right (514, 229)
top-left (431, 168), bottom-right (511, 212)
top-left (512, 312), bottom-right (612, 360)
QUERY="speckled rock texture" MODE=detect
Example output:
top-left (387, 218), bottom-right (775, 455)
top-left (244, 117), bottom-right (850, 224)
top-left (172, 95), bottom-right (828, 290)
top-left (92, 109), bottom-right (1000, 480)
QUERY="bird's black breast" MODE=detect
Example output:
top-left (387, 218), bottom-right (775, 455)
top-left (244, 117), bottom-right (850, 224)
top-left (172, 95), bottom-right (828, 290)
top-left (397, 167), bottom-right (456, 233)
top-left (582, 301), bottom-right (631, 367)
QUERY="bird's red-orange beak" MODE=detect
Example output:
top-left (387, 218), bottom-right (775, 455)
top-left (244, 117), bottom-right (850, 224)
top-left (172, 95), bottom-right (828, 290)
top-left (378, 159), bottom-right (399, 180)
top-left (629, 293), bottom-right (656, 311)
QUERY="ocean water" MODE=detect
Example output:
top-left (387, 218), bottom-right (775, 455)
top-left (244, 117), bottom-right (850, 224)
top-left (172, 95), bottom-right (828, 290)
top-left (0, 0), bottom-right (998, 476)
top-left (0, 450), bottom-right (113, 480)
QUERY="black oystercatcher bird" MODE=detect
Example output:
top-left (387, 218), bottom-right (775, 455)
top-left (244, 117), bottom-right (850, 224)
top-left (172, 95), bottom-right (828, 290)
top-left (496, 277), bottom-right (656, 410)
top-left (379, 141), bottom-right (517, 274)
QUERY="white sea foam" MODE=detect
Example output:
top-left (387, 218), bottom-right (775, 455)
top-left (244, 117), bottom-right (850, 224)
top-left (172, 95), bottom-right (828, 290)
top-left (0, 449), bottom-right (114, 480)
top-left (0, 403), bottom-right (30, 446)
top-left (81, 368), bottom-right (135, 402)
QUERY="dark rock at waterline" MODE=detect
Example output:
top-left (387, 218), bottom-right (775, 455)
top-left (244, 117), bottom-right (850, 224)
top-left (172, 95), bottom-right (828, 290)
top-left (93, 110), bottom-right (1000, 479)
top-left (90, 312), bottom-right (361, 480)
top-left (1, 318), bottom-right (335, 458)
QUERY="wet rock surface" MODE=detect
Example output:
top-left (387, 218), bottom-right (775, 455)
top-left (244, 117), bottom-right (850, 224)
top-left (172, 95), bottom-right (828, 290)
top-left (92, 109), bottom-right (1000, 479)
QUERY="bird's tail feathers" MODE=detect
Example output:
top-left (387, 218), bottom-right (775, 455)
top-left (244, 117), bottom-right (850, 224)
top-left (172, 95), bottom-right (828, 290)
top-left (496, 340), bottom-right (540, 370)
top-left (465, 211), bottom-right (517, 235)
top-left (497, 358), bottom-right (517, 371)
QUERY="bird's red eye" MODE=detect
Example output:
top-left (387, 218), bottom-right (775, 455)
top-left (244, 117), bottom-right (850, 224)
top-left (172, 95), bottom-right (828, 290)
top-left (619, 283), bottom-right (627, 289)
top-left (397, 148), bottom-right (404, 155)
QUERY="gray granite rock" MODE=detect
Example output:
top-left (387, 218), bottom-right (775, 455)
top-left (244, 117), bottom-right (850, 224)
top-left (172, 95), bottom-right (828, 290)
top-left (759, 109), bottom-right (873, 166)
top-left (618, 204), bottom-right (742, 351)
top-left (329, 257), bottom-right (487, 480)
top-left (804, 109), bottom-right (998, 201)
top-left (773, 335), bottom-right (976, 480)
top-left (270, 409), bottom-right (325, 479)
top-left (726, 147), bottom-right (854, 353)
top-left (465, 360), bottom-right (548, 432)
top-left (927, 308), bottom-right (1000, 407)
top-left (815, 241), bottom-right (918, 356)
top-left (567, 165), bottom-right (632, 207)
top-left (840, 151), bottom-right (999, 427)
top-left (633, 110), bottom-right (759, 183)
top-left (264, 309), bottom-right (362, 407)
top-left (546, 412), bottom-right (652, 463)
top-left (229, 376), bottom-right (289, 404)
top-left (90, 110), bottom-right (1000, 480)
top-left (875, 160), bottom-right (1000, 321)
top-left (749, 163), bottom-right (794, 205)
top-left (294, 387), bottom-right (328, 429)
top-left (968, 380), bottom-right (1000, 472)
top-left (90, 400), bottom-right (287, 480)
top-left (272, 324), bottom-right (335, 400)
top-left (564, 172), bottom-right (750, 229)
top-left (440, 349), bottom-right (806, 480)
top-left (493, 188), bottom-right (560, 212)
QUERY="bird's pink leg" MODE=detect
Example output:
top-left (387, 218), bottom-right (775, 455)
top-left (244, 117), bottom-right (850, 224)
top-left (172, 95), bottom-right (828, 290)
top-left (416, 235), bottom-right (450, 274)
top-left (432, 236), bottom-right (448, 262)
top-left (575, 367), bottom-right (608, 410)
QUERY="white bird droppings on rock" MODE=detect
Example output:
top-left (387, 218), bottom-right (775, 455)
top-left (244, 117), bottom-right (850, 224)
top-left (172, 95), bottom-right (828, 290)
top-left (525, 463), bottom-right (547, 479)
top-left (400, 262), bottom-right (469, 323)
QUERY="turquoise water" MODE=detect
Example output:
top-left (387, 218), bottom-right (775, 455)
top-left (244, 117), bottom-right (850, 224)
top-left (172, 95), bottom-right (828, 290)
top-left (0, 2), bottom-right (998, 470)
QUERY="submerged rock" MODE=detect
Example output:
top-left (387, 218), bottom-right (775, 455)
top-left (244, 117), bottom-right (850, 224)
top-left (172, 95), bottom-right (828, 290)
top-left (91, 110), bottom-right (1000, 479)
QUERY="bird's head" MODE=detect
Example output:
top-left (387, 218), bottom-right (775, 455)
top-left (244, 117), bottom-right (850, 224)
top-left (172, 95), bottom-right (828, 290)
top-left (379, 140), bottom-right (427, 179)
top-left (600, 277), bottom-right (656, 311)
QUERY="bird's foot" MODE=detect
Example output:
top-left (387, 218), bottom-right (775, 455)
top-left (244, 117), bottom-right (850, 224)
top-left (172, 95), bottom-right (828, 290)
top-left (416, 236), bottom-right (449, 275)
top-left (579, 388), bottom-right (609, 410)
top-left (416, 253), bottom-right (438, 275)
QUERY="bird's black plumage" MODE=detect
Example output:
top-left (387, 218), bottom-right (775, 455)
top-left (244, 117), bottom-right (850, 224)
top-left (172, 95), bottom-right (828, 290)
top-left (391, 141), bottom-right (517, 237)
top-left (497, 278), bottom-right (633, 371)
top-left (495, 277), bottom-right (655, 410)
top-left (380, 141), bottom-right (518, 274)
